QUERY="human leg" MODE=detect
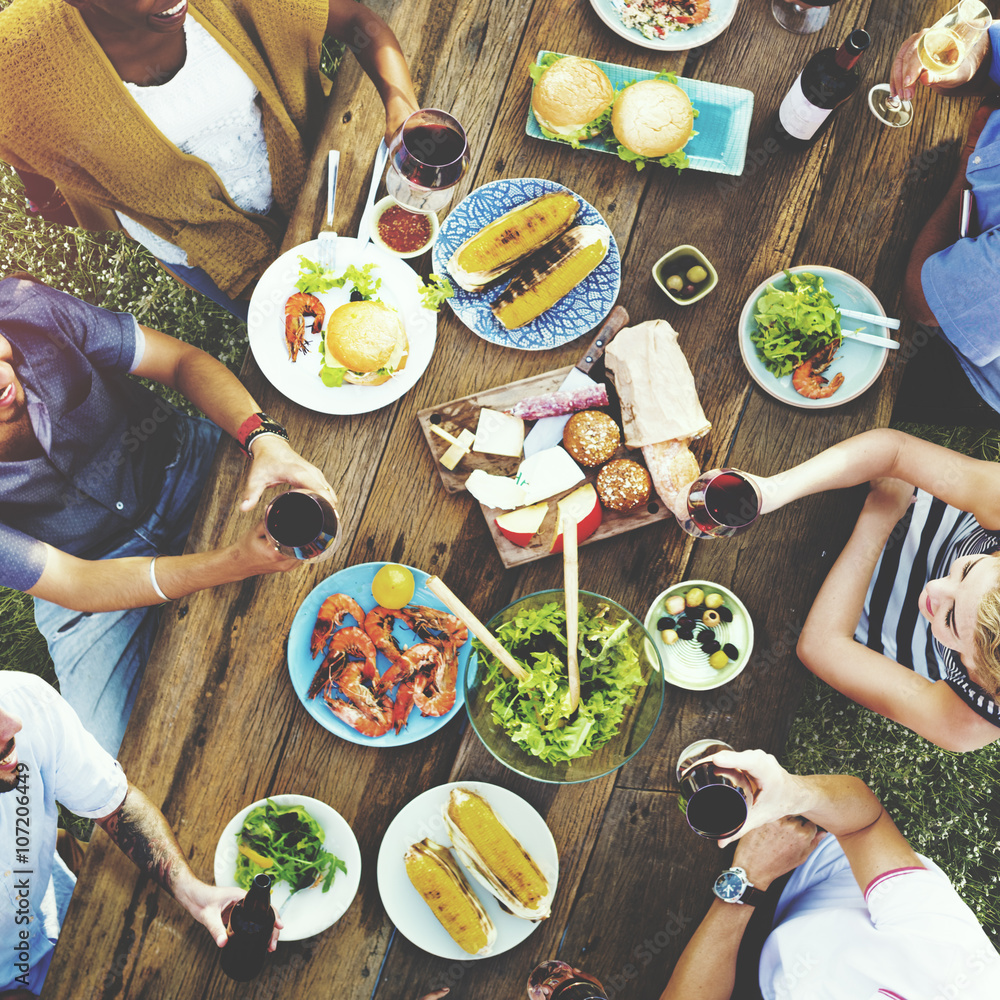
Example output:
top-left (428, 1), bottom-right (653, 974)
top-left (157, 260), bottom-right (250, 322)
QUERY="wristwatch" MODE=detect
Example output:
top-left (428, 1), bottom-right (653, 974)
top-left (712, 867), bottom-right (767, 906)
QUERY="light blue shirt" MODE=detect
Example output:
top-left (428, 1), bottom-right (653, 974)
top-left (0, 672), bottom-right (127, 993)
top-left (921, 24), bottom-right (1000, 411)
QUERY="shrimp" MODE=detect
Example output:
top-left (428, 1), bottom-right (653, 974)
top-left (327, 626), bottom-right (379, 686)
top-left (676, 0), bottom-right (710, 25)
top-left (791, 340), bottom-right (845, 399)
top-left (377, 643), bottom-right (445, 696)
top-left (364, 605), bottom-right (406, 663)
top-left (412, 652), bottom-right (457, 717)
top-left (284, 292), bottom-right (325, 362)
top-left (391, 679), bottom-right (416, 733)
top-left (324, 692), bottom-right (393, 737)
top-left (402, 605), bottom-right (469, 650)
top-left (306, 650), bottom-right (347, 700)
top-left (311, 594), bottom-right (365, 658)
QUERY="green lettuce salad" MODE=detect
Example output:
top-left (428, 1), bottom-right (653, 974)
top-left (751, 270), bottom-right (842, 377)
top-left (475, 601), bottom-right (647, 764)
top-left (235, 799), bottom-right (346, 894)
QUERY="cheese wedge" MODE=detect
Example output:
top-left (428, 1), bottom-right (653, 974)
top-left (404, 839), bottom-right (497, 955)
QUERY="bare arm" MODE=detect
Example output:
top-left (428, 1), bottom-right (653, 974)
top-left (325, 0), bottom-right (419, 141)
top-left (660, 817), bottom-right (824, 1000)
top-left (27, 520), bottom-right (299, 612)
top-left (96, 784), bottom-right (280, 949)
top-left (756, 428), bottom-right (1000, 529)
top-left (135, 327), bottom-right (336, 509)
top-left (712, 752), bottom-right (922, 894)
top-left (796, 479), bottom-right (999, 751)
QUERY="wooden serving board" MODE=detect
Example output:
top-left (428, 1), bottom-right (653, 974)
top-left (416, 367), bottom-right (672, 568)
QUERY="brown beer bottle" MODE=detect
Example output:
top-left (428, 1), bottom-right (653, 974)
top-left (220, 873), bottom-right (275, 982)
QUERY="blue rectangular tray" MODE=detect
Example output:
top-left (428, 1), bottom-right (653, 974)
top-left (525, 51), bottom-right (754, 176)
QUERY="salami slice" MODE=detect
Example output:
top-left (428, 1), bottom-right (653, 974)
top-left (505, 383), bottom-right (609, 420)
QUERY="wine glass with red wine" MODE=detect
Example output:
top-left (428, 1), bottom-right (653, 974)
top-left (676, 468), bottom-right (762, 539)
top-left (385, 109), bottom-right (470, 214)
top-left (676, 739), bottom-right (753, 840)
top-left (771, 0), bottom-right (839, 34)
top-left (264, 490), bottom-right (342, 563)
top-left (528, 961), bottom-right (608, 1000)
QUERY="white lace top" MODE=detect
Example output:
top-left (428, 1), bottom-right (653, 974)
top-left (117, 16), bottom-right (273, 267)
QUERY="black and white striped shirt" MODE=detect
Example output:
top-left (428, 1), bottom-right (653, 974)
top-left (855, 489), bottom-right (1000, 727)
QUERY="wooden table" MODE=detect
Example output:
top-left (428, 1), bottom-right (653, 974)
top-left (44, 1), bottom-right (981, 997)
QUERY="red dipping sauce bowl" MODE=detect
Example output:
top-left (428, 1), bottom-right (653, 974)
top-left (371, 196), bottom-right (439, 258)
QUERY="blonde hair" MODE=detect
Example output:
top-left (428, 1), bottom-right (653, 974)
top-left (973, 564), bottom-right (1000, 698)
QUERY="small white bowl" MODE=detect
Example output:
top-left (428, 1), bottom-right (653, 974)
top-left (369, 196), bottom-right (439, 259)
top-left (644, 579), bottom-right (753, 691)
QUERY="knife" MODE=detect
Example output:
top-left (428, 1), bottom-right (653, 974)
top-left (522, 304), bottom-right (630, 458)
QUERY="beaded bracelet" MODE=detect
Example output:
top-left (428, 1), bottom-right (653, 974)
top-left (237, 412), bottom-right (289, 457)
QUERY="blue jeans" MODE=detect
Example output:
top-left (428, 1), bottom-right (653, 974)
top-left (33, 415), bottom-right (223, 756)
top-left (158, 259), bottom-right (250, 322)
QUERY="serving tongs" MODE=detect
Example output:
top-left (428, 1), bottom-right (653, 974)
top-left (426, 576), bottom-right (530, 681)
top-left (563, 516), bottom-right (581, 716)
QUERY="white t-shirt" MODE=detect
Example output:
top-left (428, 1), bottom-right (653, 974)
top-left (0, 672), bottom-right (128, 993)
top-left (759, 833), bottom-right (1000, 999)
top-left (117, 16), bottom-right (273, 266)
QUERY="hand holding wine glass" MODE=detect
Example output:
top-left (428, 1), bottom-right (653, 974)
top-left (889, 26), bottom-right (991, 104)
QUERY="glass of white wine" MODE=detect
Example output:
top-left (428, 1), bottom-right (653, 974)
top-left (869, 0), bottom-right (992, 128)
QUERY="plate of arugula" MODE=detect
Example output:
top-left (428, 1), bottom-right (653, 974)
top-left (247, 238), bottom-right (444, 415)
top-left (213, 794), bottom-right (361, 941)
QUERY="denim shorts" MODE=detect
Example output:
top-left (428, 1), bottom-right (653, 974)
top-left (33, 414), bottom-right (222, 756)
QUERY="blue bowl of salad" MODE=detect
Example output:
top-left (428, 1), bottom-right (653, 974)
top-left (466, 590), bottom-right (664, 783)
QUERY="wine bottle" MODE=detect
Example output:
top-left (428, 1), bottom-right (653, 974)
top-left (775, 29), bottom-right (871, 147)
top-left (220, 873), bottom-right (275, 982)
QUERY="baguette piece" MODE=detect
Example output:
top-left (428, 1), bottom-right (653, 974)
top-left (442, 787), bottom-right (553, 920)
top-left (491, 225), bottom-right (610, 330)
top-left (448, 192), bottom-right (579, 291)
top-left (642, 439), bottom-right (701, 516)
top-left (404, 839), bottom-right (497, 955)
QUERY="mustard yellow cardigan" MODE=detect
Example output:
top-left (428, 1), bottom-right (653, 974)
top-left (0, 0), bottom-right (330, 297)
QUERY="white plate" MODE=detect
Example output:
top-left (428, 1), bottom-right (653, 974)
top-left (738, 266), bottom-right (890, 410)
top-left (589, 0), bottom-right (740, 51)
top-left (645, 580), bottom-right (753, 691)
top-left (214, 793), bottom-right (362, 942)
top-left (247, 238), bottom-right (438, 414)
top-left (377, 781), bottom-right (559, 959)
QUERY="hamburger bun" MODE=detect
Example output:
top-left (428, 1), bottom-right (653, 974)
top-left (324, 301), bottom-right (408, 386)
top-left (611, 79), bottom-right (694, 158)
top-left (531, 56), bottom-right (615, 138)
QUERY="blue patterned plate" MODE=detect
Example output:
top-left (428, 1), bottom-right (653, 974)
top-left (588, 0), bottom-right (740, 50)
top-left (432, 177), bottom-right (621, 350)
top-left (287, 562), bottom-right (471, 746)
top-left (738, 266), bottom-right (891, 410)
top-left (526, 52), bottom-right (754, 176)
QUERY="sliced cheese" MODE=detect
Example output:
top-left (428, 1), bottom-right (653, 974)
top-left (465, 469), bottom-right (527, 510)
top-left (472, 409), bottom-right (525, 458)
top-left (443, 430), bottom-right (476, 470)
top-left (515, 447), bottom-right (585, 506)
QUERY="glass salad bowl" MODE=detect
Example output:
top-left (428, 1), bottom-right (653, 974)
top-left (465, 590), bottom-right (664, 783)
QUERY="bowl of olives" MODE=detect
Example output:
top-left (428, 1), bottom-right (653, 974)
top-left (644, 580), bottom-right (753, 691)
top-left (652, 245), bottom-right (718, 306)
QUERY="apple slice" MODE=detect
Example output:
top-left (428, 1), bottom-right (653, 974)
top-left (495, 501), bottom-right (548, 547)
top-left (550, 483), bottom-right (602, 554)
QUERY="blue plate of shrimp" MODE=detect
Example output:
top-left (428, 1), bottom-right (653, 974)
top-left (287, 563), bottom-right (472, 746)
top-left (737, 265), bottom-right (892, 410)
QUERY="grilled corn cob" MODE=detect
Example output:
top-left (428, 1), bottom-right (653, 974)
top-left (448, 192), bottom-right (579, 291)
top-left (404, 839), bottom-right (496, 955)
top-left (442, 788), bottom-right (553, 920)
top-left (491, 225), bottom-right (610, 330)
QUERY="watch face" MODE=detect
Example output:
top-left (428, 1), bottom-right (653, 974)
top-left (714, 870), bottom-right (745, 901)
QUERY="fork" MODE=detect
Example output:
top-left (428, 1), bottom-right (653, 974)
top-left (317, 150), bottom-right (340, 269)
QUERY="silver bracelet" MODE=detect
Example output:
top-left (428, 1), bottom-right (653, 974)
top-left (149, 556), bottom-right (171, 602)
